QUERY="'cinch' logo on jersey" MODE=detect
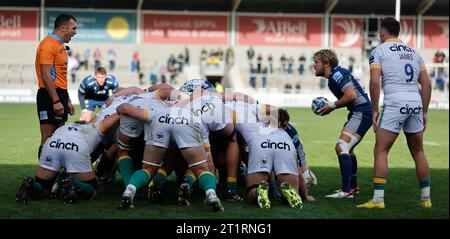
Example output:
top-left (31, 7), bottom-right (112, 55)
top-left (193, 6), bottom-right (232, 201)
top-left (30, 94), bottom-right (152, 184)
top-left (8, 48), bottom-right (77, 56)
top-left (159, 114), bottom-right (189, 125)
top-left (49, 139), bottom-right (79, 152)
top-left (400, 104), bottom-right (422, 114)
top-left (261, 140), bottom-right (290, 151)
top-left (191, 102), bottom-right (216, 117)
top-left (389, 44), bottom-right (415, 53)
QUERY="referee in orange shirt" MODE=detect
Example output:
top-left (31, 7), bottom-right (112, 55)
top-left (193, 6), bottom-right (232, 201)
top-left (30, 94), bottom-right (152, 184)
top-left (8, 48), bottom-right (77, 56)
top-left (35, 13), bottom-right (77, 158)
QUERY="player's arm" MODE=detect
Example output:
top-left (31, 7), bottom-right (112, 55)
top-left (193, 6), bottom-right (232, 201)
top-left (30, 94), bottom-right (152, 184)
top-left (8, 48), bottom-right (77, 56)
top-left (319, 75), bottom-right (357, 116)
top-left (369, 68), bottom-right (381, 131)
top-left (418, 67), bottom-right (432, 131)
top-left (116, 103), bottom-right (149, 122)
top-left (40, 64), bottom-right (64, 116)
top-left (147, 83), bottom-right (174, 92)
top-left (105, 86), bottom-right (144, 106)
top-left (111, 76), bottom-right (119, 93)
top-left (78, 79), bottom-right (87, 110)
top-left (368, 48), bottom-right (382, 131)
top-left (98, 113), bottom-right (120, 135)
top-left (333, 85), bottom-right (357, 110)
top-left (112, 86), bottom-right (144, 97)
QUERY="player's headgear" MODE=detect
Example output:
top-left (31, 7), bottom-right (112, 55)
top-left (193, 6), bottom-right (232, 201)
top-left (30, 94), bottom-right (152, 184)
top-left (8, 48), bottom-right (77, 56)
top-left (179, 79), bottom-right (216, 93)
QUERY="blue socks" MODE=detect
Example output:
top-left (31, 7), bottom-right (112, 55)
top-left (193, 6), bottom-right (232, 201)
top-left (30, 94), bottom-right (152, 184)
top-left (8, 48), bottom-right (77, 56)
top-left (338, 154), bottom-right (352, 193)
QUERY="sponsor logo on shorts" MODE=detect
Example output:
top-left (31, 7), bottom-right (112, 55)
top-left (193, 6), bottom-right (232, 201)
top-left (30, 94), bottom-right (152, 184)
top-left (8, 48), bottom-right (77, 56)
top-left (260, 157), bottom-right (268, 168)
top-left (49, 139), bottom-right (79, 152)
top-left (261, 140), bottom-right (291, 151)
top-left (43, 155), bottom-right (53, 166)
top-left (39, 111), bottom-right (48, 120)
top-left (129, 125), bottom-right (137, 134)
top-left (395, 121), bottom-right (404, 131)
top-left (154, 132), bottom-right (165, 142)
top-left (400, 104), bottom-right (422, 114)
top-left (159, 114), bottom-right (189, 125)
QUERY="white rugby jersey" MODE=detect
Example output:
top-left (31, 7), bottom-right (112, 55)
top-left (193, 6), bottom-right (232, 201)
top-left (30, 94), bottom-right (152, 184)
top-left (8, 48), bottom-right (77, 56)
top-left (369, 38), bottom-right (426, 102)
top-left (52, 122), bottom-right (103, 154)
top-left (96, 94), bottom-right (138, 122)
top-left (96, 89), bottom-right (164, 123)
top-left (225, 101), bottom-right (277, 145)
top-left (180, 92), bottom-right (232, 132)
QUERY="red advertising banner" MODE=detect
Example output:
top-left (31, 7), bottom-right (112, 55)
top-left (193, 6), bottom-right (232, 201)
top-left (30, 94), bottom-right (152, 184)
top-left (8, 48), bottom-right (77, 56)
top-left (0, 9), bottom-right (38, 41)
top-left (399, 18), bottom-right (415, 47)
top-left (332, 17), bottom-right (362, 48)
top-left (423, 19), bottom-right (449, 49)
top-left (238, 15), bottom-right (322, 46)
top-left (142, 13), bottom-right (229, 44)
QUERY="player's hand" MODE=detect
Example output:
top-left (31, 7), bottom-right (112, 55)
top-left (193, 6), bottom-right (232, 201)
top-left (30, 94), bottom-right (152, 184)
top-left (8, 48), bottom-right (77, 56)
top-left (53, 102), bottom-right (64, 116)
top-left (423, 112), bottom-right (427, 132)
top-left (68, 102), bottom-right (75, 115)
top-left (372, 110), bottom-right (379, 133)
top-left (318, 104), bottom-right (334, 116)
top-left (105, 96), bottom-right (115, 107)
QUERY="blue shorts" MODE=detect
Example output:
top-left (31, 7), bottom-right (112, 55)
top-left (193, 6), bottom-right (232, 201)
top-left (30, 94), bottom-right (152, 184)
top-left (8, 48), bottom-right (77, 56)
top-left (82, 99), bottom-right (105, 112)
top-left (344, 110), bottom-right (372, 138)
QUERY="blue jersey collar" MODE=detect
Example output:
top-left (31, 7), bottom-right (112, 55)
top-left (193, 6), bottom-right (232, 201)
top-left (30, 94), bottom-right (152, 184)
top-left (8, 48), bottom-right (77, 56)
top-left (48, 33), bottom-right (65, 43)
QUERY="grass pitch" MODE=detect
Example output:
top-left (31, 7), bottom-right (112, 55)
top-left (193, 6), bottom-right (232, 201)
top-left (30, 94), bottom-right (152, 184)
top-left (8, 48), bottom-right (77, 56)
top-left (0, 103), bottom-right (448, 219)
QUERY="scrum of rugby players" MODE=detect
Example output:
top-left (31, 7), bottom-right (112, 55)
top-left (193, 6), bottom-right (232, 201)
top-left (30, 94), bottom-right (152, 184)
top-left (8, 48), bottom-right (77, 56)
top-left (16, 79), bottom-right (317, 211)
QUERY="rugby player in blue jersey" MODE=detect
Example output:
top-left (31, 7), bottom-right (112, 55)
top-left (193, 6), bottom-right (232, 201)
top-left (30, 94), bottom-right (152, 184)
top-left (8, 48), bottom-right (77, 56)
top-left (78, 67), bottom-right (119, 121)
top-left (313, 49), bottom-right (372, 198)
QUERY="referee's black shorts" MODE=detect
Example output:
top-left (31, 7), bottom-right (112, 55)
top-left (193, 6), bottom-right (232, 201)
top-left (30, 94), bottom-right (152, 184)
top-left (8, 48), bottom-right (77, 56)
top-left (36, 88), bottom-right (69, 125)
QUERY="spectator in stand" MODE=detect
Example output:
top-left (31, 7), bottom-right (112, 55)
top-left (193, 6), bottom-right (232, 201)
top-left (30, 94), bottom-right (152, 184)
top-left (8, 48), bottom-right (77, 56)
top-left (83, 49), bottom-right (90, 70)
top-left (108, 48), bottom-right (117, 72)
top-left (93, 48), bottom-right (101, 69)
top-left (75, 52), bottom-right (81, 69)
top-left (268, 54), bottom-right (274, 73)
top-left (298, 55), bottom-right (306, 75)
top-left (201, 48), bottom-right (208, 61)
top-left (249, 64), bottom-right (257, 88)
top-left (177, 53), bottom-right (185, 73)
top-left (295, 82), bottom-right (301, 93)
top-left (247, 46), bottom-right (255, 64)
top-left (287, 56), bottom-right (294, 74)
top-left (149, 62), bottom-right (158, 85)
top-left (348, 55), bottom-right (356, 73)
top-left (280, 54), bottom-right (287, 73)
top-left (159, 64), bottom-right (167, 84)
top-left (132, 51), bottom-right (140, 70)
top-left (67, 50), bottom-right (79, 84)
top-left (433, 50), bottom-right (446, 63)
top-left (257, 54), bottom-right (263, 73)
top-left (285, 83), bottom-right (292, 93)
top-left (217, 47), bottom-right (224, 60)
top-left (226, 47), bottom-right (235, 66)
top-left (185, 47), bottom-right (190, 66)
top-left (261, 66), bottom-right (268, 88)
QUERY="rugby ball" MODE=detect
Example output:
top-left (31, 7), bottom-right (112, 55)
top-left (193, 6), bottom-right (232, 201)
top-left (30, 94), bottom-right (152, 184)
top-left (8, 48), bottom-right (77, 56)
top-left (311, 97), bottom-right (329, 115)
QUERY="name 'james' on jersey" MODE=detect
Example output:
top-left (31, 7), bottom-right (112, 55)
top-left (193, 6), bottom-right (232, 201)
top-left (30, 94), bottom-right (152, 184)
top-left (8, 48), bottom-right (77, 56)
top-left (369, 38), bottom-right (427, 101)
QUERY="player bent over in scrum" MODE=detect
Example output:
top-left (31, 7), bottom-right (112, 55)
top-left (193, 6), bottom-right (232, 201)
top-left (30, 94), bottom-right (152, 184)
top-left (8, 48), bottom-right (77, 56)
top-left (117, 104), bottom-right (224, 211)
top-left (226, 101), bottom-right (303, 209)
top-left (16, 114), bottom-right (120, 204)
